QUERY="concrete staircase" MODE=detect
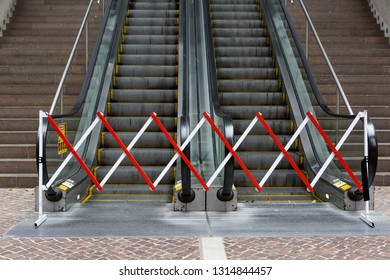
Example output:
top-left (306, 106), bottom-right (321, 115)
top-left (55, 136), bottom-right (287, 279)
top-left (0, 0), bottom-right (101, 188)
top-left (288, 0), bottom-right (390, 186)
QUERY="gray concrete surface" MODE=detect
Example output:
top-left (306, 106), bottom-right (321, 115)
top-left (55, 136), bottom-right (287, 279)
top-left (1, 187), bottom-right (390, 260)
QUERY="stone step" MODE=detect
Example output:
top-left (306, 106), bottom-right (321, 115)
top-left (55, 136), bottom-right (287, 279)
top-left (0, 173), bottom-right (38, 188)
top-left (0, 94), bottom-right (77, 106)
top-left (0, 131), bottom-right (37, 144)
top-left (0, 118), bottom-right (38, 131)
top-left (0, 144), bottom-right (36, 159)
top-left (0, 64), bottom-right (85, 75)
top-left (0, 159), bottom-right (36, 173)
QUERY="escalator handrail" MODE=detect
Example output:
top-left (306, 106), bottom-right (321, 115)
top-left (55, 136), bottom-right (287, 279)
top-left (271, 0), bottom-right (378, 189)
top-left (37, 0), bottom-right (127, 190)
top-left (176, 0), bottom-right (194, 201)
top-left (202, 0), bottom-right (235, 199)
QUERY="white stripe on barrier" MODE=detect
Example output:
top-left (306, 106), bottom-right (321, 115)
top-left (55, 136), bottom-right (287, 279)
top-left (154, 116), bottom-right (207, 187)
top-left (206, 116), bottom-right (259, 188)
top-left (46, 116), bottom-right (101, 189)
top-left (37, 110), bottom-right (370, 228)
top-left (310, 111), bottom-right (365, 188)
top-left (99, 114), bottom-right (154, 189)
top-left (259, 115), bottom-right (310, 188)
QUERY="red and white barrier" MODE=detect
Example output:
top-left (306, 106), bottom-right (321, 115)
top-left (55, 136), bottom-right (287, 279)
top-left (35, 109), bottom-right (370, 228)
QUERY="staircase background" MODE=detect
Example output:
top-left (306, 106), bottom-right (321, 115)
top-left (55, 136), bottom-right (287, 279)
top-left (0, 0), bottom-right (101, 188)
top-left (288, 0), bottom-right (390, 187)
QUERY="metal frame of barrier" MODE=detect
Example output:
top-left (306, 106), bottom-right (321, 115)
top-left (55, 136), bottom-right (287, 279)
top-left (36, 110), bottom-right (373, 228)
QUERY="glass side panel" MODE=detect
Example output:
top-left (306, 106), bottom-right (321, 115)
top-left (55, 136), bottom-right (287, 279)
top-left (264, 0), bottom-right (365, 182)
top-left (45, 0), bottom-right (121, 185)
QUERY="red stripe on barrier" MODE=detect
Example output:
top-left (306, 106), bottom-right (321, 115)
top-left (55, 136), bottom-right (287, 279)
top-left (47, 115), bottom-right (103, 191)
top-left (97, 112), bottom-right (156, 191)
top-left (203, 112), bottom-right (261, 192)
top-left (256, 112), bottom-right (314, 192)
top-left (306, 112), bottom-right (363, 192)
top-left (151, 113), bottom-right (210, 192)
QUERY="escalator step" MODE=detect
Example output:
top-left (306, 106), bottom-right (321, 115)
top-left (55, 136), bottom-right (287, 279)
top-left (95, 166), bottom-right (174, 184)
top-left (114, 77), bottom-right (177, 89)
top-left (117, 65), bottom-right (177, 77)
top-left (123, 34), bottom-right (177, 45)
top-left (99, 148), bottom-right (174, 166)
top-left (121, 44), bottom-right (177, 55)
top-left (108, 102), bottom-right (176, 116)
top-left (217, 68), bottom-right (276, 79)
top-left (111, 89), bottom-right (177, 103)
top-left (104, 117), bottom-right (176, 132)
top-left (235, 151), bottom-right (303, 169)
top-left (102, 132), bottom-right (174, 148)
top-left (219, 91), bottom-right (284, 105)
top-left (218, 80), bottom-right (280, 92)
top-left (222, 105), bottom-right (288, 120)
top-left (216, 57), bottom-right (273, 68)
top-left (215, 46), bottom-right (270, 57)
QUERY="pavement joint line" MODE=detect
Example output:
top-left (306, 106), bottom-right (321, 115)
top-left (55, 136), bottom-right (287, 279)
top-left (199, 237), bottom-right (227, 260)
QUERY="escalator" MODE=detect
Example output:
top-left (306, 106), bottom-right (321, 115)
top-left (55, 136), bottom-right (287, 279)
top-left (83, 0), bottom-right (179, 203)
top-left (38, 0), bottom-right (377, 212)
top-left (210, 0), bottom-right (314, 203)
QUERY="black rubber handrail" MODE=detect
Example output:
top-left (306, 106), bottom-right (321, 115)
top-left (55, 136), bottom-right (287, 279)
top-left (202, 0), bottom-right (235, 200)
top-left (177, 0), bottom-right (195, 202)
top-left (36, 0), bottom-right (127, 200)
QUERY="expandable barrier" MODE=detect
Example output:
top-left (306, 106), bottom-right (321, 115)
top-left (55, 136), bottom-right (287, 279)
top-left (35, 110), bottom-right (372, 228)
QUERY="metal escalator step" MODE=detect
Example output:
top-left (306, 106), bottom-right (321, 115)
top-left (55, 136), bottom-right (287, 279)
top-left (213, 28), bottom-right (264, 38)
top-left (235, 135), bottom-right (295, 151)
top-left (102, 132), bottom-right (174, 148)
top-left (233, 170), bottom-right (305, 188)
top-left (233, 119), bottom-right (293, 134)
top-left (121, 44), bottom-right (177, 55)
top-left (111, 89), bottom-right (177, 103)
top-left (215, 46), bottom-right (270, 57)
top-left (127, 18), bottom-right (178, 27)
top-left (238, 186), bottom-right (311, 196)
top-left (125, 26), bottom-right (178, 36)
top-left (117, 65), bottom-right (177, 77)
top-left (95, 166), bottom-right (174, 184)
top-left (92, 184), bottom-right (172, 196)
top-left (211, 12), bottom-right (260, 20)
top-left (115, 77), bottom-right (177, 89)
top-left (238, 194), bottom-right (316, 203)
top-left (212, 0), bottom-right (257, 4)
top-left (108, 102), bottom-right (176, 116)
top-left (98, 148), bottom-right (174, 166)
top-left (216, 57), bottom-right (273, 68)
top-left (128, 10), bottom-right (178, 19)
top-left (218, 79), bottom-right (280, 92)
top-left (219, 91), bottom-right (284, 105)
top-left (213, 37), bottom-right (267, 47)
top-left (211, 4), bottom-right (258, 12)
top-left (212, 19), bottom-right (262, 29)
top-left (123, 34), bottom-right (177, 45)
top-left (217, 68), bottom-right (277, 79)
top-left (104, 117), bottom-right (176, 132)
top-left (118, 54), bottom-right (177, 65)
top-left (235, 151), bottom-right (302, 169)
top-left (86, 194), bottom-right (171, 203)
top-left (130, 2), bottom-right (178, 10)
top-left (221, 105), bottom-right (287, 120)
